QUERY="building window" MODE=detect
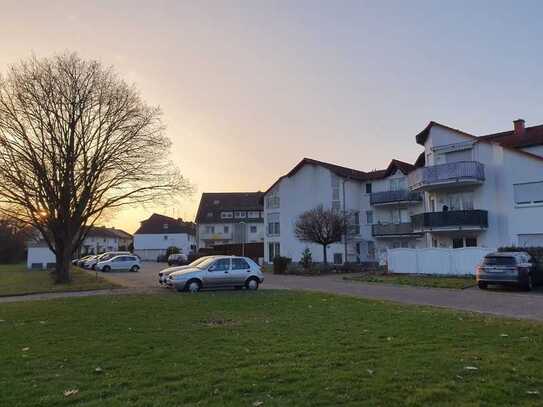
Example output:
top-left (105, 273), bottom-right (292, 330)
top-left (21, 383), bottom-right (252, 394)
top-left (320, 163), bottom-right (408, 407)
top-left (331, 174), bottom-right (340, 210)
top-left (220, 212), bottom-right (233, 219)
top-left (268, 242), bottom-right (280, 262)
top-left (267, 213), bottom-right (280, 236)
top-left (250, 225), bottom-right (257, 233)
top-left (333, 253), bottom-right (343, 265)
top-left (365, 183), bottom-right (372, 194)
top-left (389, 178), bottom-right (405, 191)
top-left (466, 237), bottom-right (477, 247)
top-left (206, 212), bottom-right (213, 218)
top-left (514, 182), bottom-right (543, 205)
top-left (224, 226), bottom-right (229, 233)
top-left (366, 211), bottom-right (373, 225)
top-left (213, 199), bottom-right (220, 205)
top-left (163, 223), bottom-right (169, 230)
top-left (234, 211), bottom-right (247, 218)
top-left (266, 195), bottom-right (280, 209)
top-left (247, 211), bottom-right (260, 218)
top-left (164, 235), bottom-right (168, 240)
top-left (453, 238), bottom-right (464, 249)
top-left (367, 241), bottom-right (375, 260)
top-left (351, 211), bottom-right (360, 235)
top-left (432, 239), bottom-right (438, 248)
top-left (205, 226), bottom-right (215, 234)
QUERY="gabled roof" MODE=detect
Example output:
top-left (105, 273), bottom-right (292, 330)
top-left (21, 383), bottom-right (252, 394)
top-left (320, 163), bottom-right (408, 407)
top-left (478, 124), bottom-right (543, 149)
top-left (263, 157), bottom-right (416, 196)
top-left (195, 192), bottom-right (263, 224)
top-left (134, 213), bottom-right (195, 235)
top-left (86, 226), bottom-right (122, 239)
top-left (109, 228), bottom-right (132, 240)
top-left (414, 120), bottom-right (543, 163)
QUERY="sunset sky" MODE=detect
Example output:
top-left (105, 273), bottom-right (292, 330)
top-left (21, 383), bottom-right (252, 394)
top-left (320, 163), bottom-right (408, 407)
top-left (2, 1), bottom-right (543, 233)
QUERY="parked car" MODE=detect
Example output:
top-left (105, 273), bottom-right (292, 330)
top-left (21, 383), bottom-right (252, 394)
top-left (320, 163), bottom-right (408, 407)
top-left (167, 253), bottom-right (188, 266)
top-left (158, 256), bottom-right (217, 285)
top-left (476, 251), bottom-right (538, 290)
top-left (96, 255), bottom-right (141, 272)
top-left (167, 255), bottom-right (264, 293)
top-left (85, 251), bottom-right (131, 270)
top-left (73, 255), bottom-right (94, 267)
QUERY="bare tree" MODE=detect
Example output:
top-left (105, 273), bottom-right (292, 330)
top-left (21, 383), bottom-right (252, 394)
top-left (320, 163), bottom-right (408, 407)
top-left (0, 53), bottom-right (191, 283)
top-left (294, 205), bottom-right (349, 264)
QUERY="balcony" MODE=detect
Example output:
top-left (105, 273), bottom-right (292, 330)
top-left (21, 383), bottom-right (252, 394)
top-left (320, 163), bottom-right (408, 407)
top-left (372, 223), bottom-right (422, 237)
top-left (370, 190), bottom-right (422, 206)
top-left (408, 161), bottom-right (485, 191)
top-left (411, 210), bottom-right (488, 232)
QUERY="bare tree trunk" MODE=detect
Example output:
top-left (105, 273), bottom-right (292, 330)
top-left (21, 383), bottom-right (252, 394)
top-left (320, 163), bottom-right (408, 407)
top-left (322, 244), bottom-right (328, 265)
top-left (53, 237), bottom-right (73, 284)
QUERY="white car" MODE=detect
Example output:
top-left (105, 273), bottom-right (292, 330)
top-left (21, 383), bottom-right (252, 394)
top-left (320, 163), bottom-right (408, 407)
top-left (96, 255), bottom-right (141, 272)
top-left (85, 251), bottom-right (131, 269)
top-left (167, 255), bottom-right (264, 292)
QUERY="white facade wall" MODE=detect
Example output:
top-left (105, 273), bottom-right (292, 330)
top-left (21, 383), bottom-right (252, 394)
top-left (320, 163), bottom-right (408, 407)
top-left (81, 236), bottom-right (119, 254)
top-left (197, 221), bottom-right (264, 249)
top-left (134, 233), bottom-right (195, 260)
top-left (27, 247), bottom-right (57, 270)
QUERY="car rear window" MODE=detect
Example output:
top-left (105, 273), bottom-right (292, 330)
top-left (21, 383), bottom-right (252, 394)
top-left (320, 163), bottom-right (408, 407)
top-left (483, 256), bottom-right (516, 266)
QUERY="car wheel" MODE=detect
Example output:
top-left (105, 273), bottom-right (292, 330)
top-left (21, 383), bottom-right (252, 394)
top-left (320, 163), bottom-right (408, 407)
top-left (523, 274), bottom-right (533, 291)
top-left (102, 266), bottom-right (111, 273)
top-left (245, 277), bottom-right (259, 291)
top-left (477, 281), bottom-right (487, 290)
top-left (130, 265), bottom-right (140, 272)
top-left (185, 279), bottom-right (201, 293)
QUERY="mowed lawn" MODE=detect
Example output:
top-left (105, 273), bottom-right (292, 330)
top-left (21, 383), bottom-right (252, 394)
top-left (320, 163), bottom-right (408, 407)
top-left (2, 292), bottom-right (543, 406)
top-left (345, 274), bottom-right (476, 289)
top-left (0, 264), bottom-right (119, 296)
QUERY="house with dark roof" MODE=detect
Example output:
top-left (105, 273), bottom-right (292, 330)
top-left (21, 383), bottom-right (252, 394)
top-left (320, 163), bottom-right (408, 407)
top-left (133, 213), bottom-right (196, 260)
top-left (262, 118), bottom-right (543, 264)
top-left (195, 192), bottom-right (264, 249)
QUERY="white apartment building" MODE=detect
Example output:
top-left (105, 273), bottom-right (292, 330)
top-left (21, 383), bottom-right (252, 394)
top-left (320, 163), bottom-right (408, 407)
top-left (195, 192), bottom-right (264, 249)
top-left (263, 158), bottom-right (423, 264)
top-left (410, 119), bottom-right (543, 249)
top-left (263, 119), bottom-right (543, 264)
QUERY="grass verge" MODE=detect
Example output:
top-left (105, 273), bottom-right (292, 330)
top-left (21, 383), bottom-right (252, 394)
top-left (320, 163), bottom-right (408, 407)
top-left (1, 290), bottom-right (543, 405)
top-left (345, 273), bottom-right (476, 289)
top-left (0, 264), bottom-right (120, 296)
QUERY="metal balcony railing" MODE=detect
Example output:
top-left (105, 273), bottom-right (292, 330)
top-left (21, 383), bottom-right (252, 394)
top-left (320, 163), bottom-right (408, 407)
top-left (370, 190), bottom-right (422, 205)
top-left (408, 161), bottom-right (485, 190)
top-left (411, 210), bottom-right (488, 230)
top-left (372, 223), bottom-right (417, 236)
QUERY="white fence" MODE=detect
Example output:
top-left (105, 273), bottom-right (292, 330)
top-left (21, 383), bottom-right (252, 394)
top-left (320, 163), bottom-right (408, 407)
top-left (387, 247), bottom-right (496, 276)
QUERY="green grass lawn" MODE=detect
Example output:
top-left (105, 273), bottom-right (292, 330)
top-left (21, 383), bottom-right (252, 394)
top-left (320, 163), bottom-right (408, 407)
top-left (0, 264), bottom-right (119, 296)
top-left (1, 291), bottom-right (543, 406)
top-left (345, 273), bottom-right (476, 289)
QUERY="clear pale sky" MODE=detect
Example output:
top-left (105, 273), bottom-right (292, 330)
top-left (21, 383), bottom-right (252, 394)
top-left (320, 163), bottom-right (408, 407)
top-left (1, 1), bottom-right (542, 233)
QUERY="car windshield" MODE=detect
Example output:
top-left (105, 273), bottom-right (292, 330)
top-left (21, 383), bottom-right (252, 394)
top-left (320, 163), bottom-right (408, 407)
top-left (188, 257), bottom-right (211, 267)
top-left (483, 256), bottom-right (516, 266)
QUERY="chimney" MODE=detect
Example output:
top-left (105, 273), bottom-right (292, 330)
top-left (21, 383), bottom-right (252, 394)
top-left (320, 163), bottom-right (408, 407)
top-left (514, 119), bottom-right (525, 136)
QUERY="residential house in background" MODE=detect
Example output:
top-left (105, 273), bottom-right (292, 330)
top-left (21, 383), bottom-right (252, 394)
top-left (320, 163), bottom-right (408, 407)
top-left (27, 226), bottom-right (132, 269)
top-left (195, 192), bottom-right (264, 249)
top-left (133, 213), bottom-right (196, 261)
top-left (262, 119), bottom-right (543, 264)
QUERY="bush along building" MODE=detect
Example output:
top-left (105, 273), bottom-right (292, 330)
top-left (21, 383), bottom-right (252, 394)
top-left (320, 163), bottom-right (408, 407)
top-left (195, 192), bottom-right (264, 249)
top-left (263, 119), bottom-right (543, 264)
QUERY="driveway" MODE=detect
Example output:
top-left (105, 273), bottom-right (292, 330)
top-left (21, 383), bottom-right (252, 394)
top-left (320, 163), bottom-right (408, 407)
top-left (89, 264), bottom-right (543, 322)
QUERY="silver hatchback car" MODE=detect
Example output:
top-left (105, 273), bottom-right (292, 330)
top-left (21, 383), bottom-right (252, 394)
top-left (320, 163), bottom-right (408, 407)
top-left (167, 255), bottom-right (264, 292)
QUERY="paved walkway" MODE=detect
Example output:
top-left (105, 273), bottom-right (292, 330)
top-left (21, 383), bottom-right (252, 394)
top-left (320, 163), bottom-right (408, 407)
top-left (264, 273), bottom-right (543, 321)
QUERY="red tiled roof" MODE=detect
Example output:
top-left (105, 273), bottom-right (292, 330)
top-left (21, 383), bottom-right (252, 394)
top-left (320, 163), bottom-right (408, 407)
top-left (478, 124), bottom-right (543, 149)
top-left (263, 157), bottom-right (415, 196)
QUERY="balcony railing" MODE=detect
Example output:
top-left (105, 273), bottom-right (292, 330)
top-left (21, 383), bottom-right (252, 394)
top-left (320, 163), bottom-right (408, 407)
top-left (408, 161), bottom-right (485, 191)
top-left (370, 190), bottom-right (422, 205)
top-left (411, 210), bottom-right (488, 231)
top-left (372, 223), bottom-right (419, 237)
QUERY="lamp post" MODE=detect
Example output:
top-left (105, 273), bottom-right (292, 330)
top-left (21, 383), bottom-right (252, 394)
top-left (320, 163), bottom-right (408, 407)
top-left (239, 221), bottom-right (246, 257)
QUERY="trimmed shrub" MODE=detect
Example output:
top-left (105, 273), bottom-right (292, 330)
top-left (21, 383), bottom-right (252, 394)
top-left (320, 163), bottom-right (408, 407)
top-left (166, 246), bottom-right (180, 257)
top-left (300, 248), bottom-right (312, 270)
top-left (273, 256), bottom-right (291, 274)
